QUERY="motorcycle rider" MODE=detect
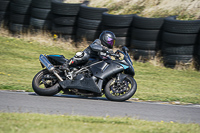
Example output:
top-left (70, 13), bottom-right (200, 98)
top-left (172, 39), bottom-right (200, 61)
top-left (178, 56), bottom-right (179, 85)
top-left (61, 30), bottom-right (116, 71)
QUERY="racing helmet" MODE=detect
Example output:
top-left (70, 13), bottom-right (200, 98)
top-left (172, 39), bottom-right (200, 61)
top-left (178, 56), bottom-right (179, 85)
top-left (99, 30), bottom-right (116, 49)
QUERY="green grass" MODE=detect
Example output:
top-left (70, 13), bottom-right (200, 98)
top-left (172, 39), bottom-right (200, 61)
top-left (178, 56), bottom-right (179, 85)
top-left (133, 62), bottom-right (200, 104)
top-left (0, 36), bottom-right (75, 91)
top-left (88, 0), bottom-right (200, 20)
top-left (0, 36), bottom-right (200, 104)
top-left (0, 113), bottom-right (200, 133)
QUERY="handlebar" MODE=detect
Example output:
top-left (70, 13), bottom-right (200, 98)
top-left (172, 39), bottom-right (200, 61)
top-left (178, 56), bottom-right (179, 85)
top-left (105, 46), bottom-right (130, 59)
top-left (105, 50), bottom-right (120, 58)
top-left (111, 53), bottom-right (120, 58)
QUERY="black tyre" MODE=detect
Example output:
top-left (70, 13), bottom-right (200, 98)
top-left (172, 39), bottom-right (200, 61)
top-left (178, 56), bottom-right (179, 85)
top-left (0, 1), bottom-right (10, 11)
top-left (0, 11), bottom-right (9, 22)
top-left (198, 45), bottom-right (200, 56)
top-left (9, 23), bottom-right (28, 32)
top-left (31, 8), bottom-right (52, 20)
top-left (32, 69), bottom-right (61, 96)
top-left (53, 15), bottom-right (77, 26)
top-left (102, 25), bottom-right (130, 37)
top-left (30, 17), bottom-right (52, 29)
top-left (164, 17), bottom-right (200, 34)
top-left (162, 31), bottom-right (198, 45)
top-left (10, 2), bottom-right (31, 15)
top-left (115, 37), bottom-right (130, 47)
top-left (130, 39), bottom-right (159, 50)
top-left (51, 0), bottom-right (81, 15)
top-left (79, 5), bottom-right (108, 20)
top-left (12, 0), bottom-right (32, 5)
top-left (131, 49), bottom-right (156, 60)
top-left (132, 14), bottom-right (165, 30)
top-left (52, 24), bottom-right (76, 34)
top-left (102, 12), bottom-right (134, 27)
top-left (9, 13), bottom-right (30, 24)
top-left (76, 27), bottom-right (101, 41)
top-left (104, 75), bottom-right (137, 101)
top-left (131, 28), bottom-right (162, 41)
top-left (163, 55), bottom-right (193, 65)
top-left (162, 43), bottom-right (194, 55)
top-left (77, 17), bottom-right (101, 30)
top-left (32, 0), bottom-right (51, 9)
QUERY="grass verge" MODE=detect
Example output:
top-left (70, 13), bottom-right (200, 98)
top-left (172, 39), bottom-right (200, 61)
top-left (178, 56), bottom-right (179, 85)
top-left (0, 35), bottom-right (78, 92)
top-left (0, 35), bottom-right (200, 104)
top-left (0, 113), bottom-right (200, 133)
top-left (88, 0), bottom-right (200, 20)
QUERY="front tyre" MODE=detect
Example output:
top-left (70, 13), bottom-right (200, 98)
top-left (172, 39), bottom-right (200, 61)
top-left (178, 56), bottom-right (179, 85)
top-left (32, 69), bottom-right (61, 96)
top-left (104, 75), bottom-right (137, 101)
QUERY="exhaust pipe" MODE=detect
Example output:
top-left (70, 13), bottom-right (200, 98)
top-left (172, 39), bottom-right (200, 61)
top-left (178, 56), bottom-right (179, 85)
top-left (39, 54), bottom-right (63, 81)
top-left (39, 54), bottom-right (54, 71)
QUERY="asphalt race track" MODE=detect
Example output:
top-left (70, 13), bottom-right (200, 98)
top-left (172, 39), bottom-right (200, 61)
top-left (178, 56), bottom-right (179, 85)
top-left (0, 90), bottom-right (200, 123)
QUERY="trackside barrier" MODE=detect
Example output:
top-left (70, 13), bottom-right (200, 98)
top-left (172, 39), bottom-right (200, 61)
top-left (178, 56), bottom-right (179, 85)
top-left (0, 0), bottom-right (200, 68)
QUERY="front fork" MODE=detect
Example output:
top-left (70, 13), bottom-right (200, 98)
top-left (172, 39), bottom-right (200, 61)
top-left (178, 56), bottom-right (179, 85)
top-left (110, 73), bottom-right (127, 87)
top-left (116, 73), bottom-right (128, 84)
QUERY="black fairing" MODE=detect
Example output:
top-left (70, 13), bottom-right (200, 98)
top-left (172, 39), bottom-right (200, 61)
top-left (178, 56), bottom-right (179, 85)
top-left (124, 67), bottom-right (135, 76)
top-left (47, 55), bottom-right (67, 65)
top-left (89, 61), bottom-right (124, 80)
top-left (114, 60), bottom-right (128, 66)
top-left (59, 77), bottom-right (101, 93)
top-left (114, 60), bottom-right (135, 76)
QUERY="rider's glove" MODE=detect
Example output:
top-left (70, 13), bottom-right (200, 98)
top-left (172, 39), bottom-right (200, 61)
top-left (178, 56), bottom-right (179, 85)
top-left (108, 49), bottom-right (114, 54)
top-left (115, 54), bottom-right (120, 58)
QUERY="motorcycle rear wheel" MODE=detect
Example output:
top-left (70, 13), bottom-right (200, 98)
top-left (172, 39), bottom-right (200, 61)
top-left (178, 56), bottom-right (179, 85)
top-left (104, 75), bottom-right (137, 101)
top-left (32, 69), bottom-right (61, 96)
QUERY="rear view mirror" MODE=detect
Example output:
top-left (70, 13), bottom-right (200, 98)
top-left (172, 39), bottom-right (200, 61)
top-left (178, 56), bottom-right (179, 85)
top-left (122, 46), bottom-right (129, 52)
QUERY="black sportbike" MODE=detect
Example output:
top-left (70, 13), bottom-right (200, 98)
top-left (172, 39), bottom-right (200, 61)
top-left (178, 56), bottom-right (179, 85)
top-left (32, 46), bottom-right (137, 101)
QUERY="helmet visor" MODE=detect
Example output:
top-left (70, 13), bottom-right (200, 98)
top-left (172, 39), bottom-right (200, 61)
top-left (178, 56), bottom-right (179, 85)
top-left (107, 37), bottom-right (115, 47)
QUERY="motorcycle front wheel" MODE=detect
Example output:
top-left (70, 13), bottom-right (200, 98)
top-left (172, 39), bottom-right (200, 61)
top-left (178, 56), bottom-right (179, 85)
top-left (32, 69), bottom-right (61, 96)
top-left (104, 75), bottom-right (137, 101)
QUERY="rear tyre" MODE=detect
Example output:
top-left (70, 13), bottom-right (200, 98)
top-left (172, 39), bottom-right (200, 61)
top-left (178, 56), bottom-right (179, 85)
top-left (104, 75), bottom-right (137, 101)
top-left (32, 69), bottom-right (61, 96)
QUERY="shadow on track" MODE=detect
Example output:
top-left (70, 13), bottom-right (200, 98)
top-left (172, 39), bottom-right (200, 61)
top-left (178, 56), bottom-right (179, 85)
top-left (28, 92), bottom-right (132, 103)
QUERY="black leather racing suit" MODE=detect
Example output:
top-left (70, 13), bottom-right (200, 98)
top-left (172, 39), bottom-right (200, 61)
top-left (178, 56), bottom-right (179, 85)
top-left (69, 39), bottom-right (113, 66)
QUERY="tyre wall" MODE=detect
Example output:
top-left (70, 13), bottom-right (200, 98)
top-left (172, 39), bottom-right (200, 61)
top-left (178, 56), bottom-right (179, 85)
top-left (1, 1), bottom-right (200, 68)
top-left (51, 0), bottom-right (82, 41)
top-left (196, 35), bottom-right (200, 67)
top-left (76, 4), bottom-right (108, 42)
top-left (162, 17), bottom-right (200, 67)
top-left (130, 14), bottom-right (168, 60)
top-left (30, 0), bottom-right (52, 31)
top-left (9, 0), bottom-right (32, 33)
top-left (102, 12), bottom-right (133, 47)
top-left (0, 0), bottom-right (10, 26)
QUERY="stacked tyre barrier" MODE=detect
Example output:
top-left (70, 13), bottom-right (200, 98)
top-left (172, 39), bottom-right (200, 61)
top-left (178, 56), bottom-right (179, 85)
top-left (51, 0), bottom-right (82, 41)
top-left (102, 12), bottom-right (133, 47)
top-left (30, 0), bottom-right (52, 30)
top-left (130, 15), bottom-right (167, 60)
top-left (194, 32), bottom-right (200, 69)
top-left (198, 45), bottom-right (200, 68)
top-left (76, 4), bottom-right (108, 42)
top-left (0, 0), bottom-right (10, 26)
top-left (1, 1), bottom-right (200, 69)
top-left (9, 0), bottom-right (32, 33)
top-left (162, 17), bottom-right (200, 68)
